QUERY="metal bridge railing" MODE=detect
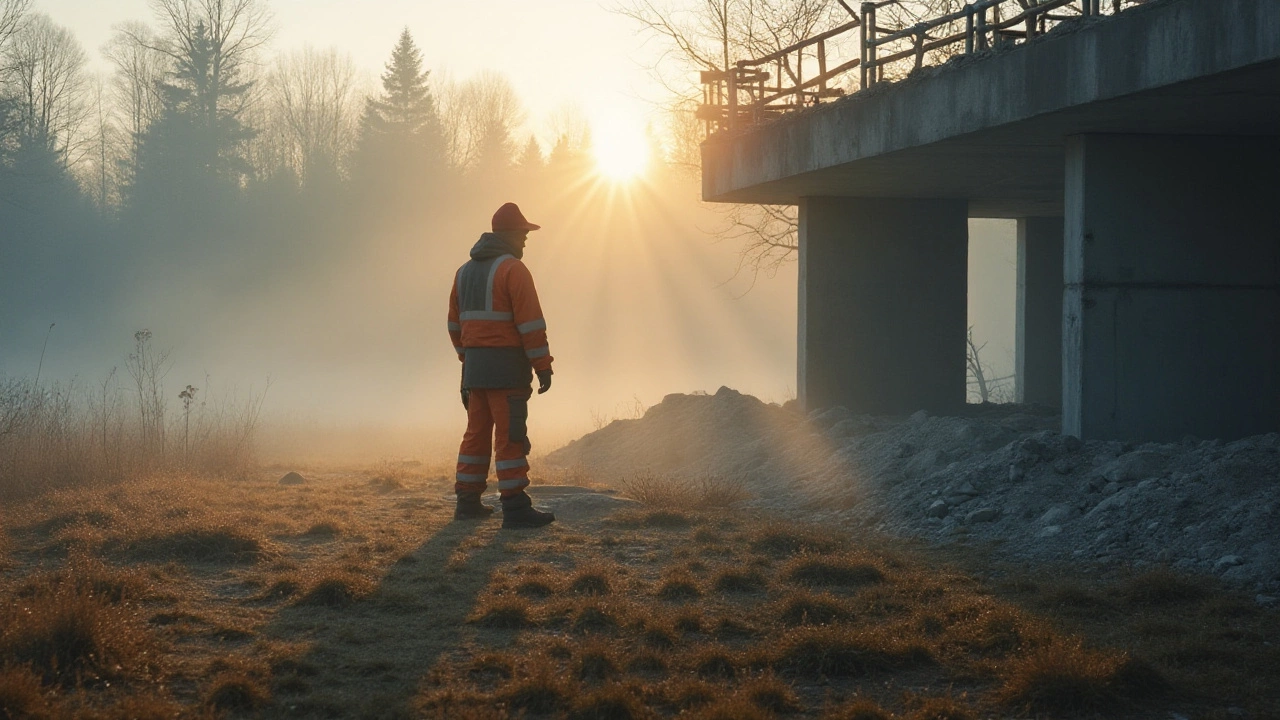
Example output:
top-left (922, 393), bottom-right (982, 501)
top-left (699, 0), bottom-right (1146, 136)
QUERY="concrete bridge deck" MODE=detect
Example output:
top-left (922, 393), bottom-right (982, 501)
top-left (701, 0), bottom-right (1280, 442)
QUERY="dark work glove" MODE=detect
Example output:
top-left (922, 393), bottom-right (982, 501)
top-left (461, 387), bottom-right (470, 410)
top-left (536, 369), bottom-right (552, 395)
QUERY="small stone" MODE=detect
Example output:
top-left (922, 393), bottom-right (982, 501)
top-left (1052, 458), bottom-right (1075, 475)
top-left (1156, 548), bottom-right (1172, 563)
top-left (278, 471), bottom-right (306, 485)
top-left (1256, 594), bottom-right (1279, 608)
top-left (1009, 464), bottom-right (1025, 482)
top-left (895, 442), bottom-right (916, 458)
top-left (1063, 435), bottom-right (1083, 452)
top-left (953, 481), bottom-right (978, 496)
top-left (1039, 505), bottom-right (1075, 525)
top-left (1101, 450), bottom-right (1168, 483)
top-left (1146, 520), bottom-right (1160, 531)
top-left (1214, 555), bottom-right (1244, 571)
top-left (966, 508), bottom-right (1000, 523)
top-left (909, 409), bottom-right (929, 424)
top-left (1102, 482), bottom-right (1120, 496)
top-left (1037, 525), bottom-right (1062, 538)
top-left (926, 500), bottom-right (949, 518)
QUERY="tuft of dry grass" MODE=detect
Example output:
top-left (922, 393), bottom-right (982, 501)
top-left (747, 523), bottom-right (843, 556)
top-left (567, 683), bottom-right (647, 720)
top-left (116, 525), bottom-right (264, 564)
top-left (739, 673), bottom-right (801, 713)
top-left (205, 671), bottom-right (270, 713)
top-left (470, 597), bottom-right (534, 629)
top-left (568, 565), bottom-right (615, 596)
top-left (657, 574), bottom-right (703, 601)
top-left (498, 668), bottom-right (574, 715)
top-left (620, 473), bottom-right (751, 510)
top-left (711, 568), bottom-right (766, 594)
top-left (770, 625), bottom-right (932, 678)
top-left (905, 695), bottom-right (977, 720)
top-left (0, 666), bottom-right (51, 719)
top-left (773, 590), bottom-right (854, 626)
top-left (292, 571), bottom-right (376, 608)
top-left (0, 578), bottom-right (155, 688)
top-left (823, 697), bottom-right (894, 720)
top-left (782, 553), bottom-right (886, 588)
top-left (686, 696), bottom-right (772, 720)
top-left (997, 640), bottom-right (1167, 714)
top-left (301, 520), bottom-right (343, 538)
top-left (686, 645), bottom-right (739, 680)
top-left (575, 642), bottom-right (619, 682)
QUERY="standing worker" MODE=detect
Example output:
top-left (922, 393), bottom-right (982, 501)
top-left (448, 202), bottom-right (556, 528)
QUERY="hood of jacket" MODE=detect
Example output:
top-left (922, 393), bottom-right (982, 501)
top-left (470, 231), bottom-right (524, 261)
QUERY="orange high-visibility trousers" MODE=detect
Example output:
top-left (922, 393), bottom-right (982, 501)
top-left (455, 388), bottom-right (532, 499)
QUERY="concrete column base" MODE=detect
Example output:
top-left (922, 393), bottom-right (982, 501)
top-left (1016, 217), bottom-right (1064, 407)
top-left (1063, 135), bottom-right (1280, 441)
top-left (798, 197), bottom-right (968, 415)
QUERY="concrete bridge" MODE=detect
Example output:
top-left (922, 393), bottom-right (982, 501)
top-left (701, 0), bottom-right (1280, 442)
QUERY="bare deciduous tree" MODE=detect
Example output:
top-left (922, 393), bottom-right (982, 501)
top-left (133, 0), bottom-right (273, 124)
top-left (268, 46), bottom-right (359, 182)
top-left (437, 69), bottom-right (525, 172)
top-left (0, 0), bottom-right (29, 55)
top-left (4, 13), bottom-right (90, 163)
top-left (103, 22), bottom-right (168, 179)
top-left (616, 0), bottom-right (848, 279)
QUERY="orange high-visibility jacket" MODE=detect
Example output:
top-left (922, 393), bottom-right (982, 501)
top-left (448, 233), bottom-right (553, 389)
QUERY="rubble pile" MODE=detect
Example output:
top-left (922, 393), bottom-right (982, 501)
top-left (546, 387), bottom-right (1280, 595)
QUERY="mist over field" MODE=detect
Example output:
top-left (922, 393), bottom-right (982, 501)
top-left (0, 0), bottom-right (1017, 464)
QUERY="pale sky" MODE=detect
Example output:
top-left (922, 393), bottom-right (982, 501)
top-left (35, 0), bottom-right (662, 140)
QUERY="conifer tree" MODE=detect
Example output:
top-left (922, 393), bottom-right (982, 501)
top-left (356, 28), bottom-right (445, 175)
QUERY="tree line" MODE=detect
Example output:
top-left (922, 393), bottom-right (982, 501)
top-left (0, 0), bottom-right (617, 351)
top-left (0, 0), bottom-right (602, 236)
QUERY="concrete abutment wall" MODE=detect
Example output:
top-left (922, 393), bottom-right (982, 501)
top-left (1063, 134), bottom-right (1280, 442)
top-left (1016, 217), bottom-right (1065, 408)
top-left (798, 198), bottom-right (968, 415)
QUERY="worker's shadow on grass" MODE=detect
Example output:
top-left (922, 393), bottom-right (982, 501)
top-left (264, 517), bottom-right (511, 717)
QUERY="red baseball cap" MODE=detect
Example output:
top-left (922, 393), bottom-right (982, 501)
top-left (492, 202), bottom-right (541, 232)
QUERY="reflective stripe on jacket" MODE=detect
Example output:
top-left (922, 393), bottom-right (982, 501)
top-left (448, 232), bottom-right (553, 389)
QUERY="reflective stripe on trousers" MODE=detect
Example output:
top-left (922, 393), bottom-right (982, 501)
top-left (454, 387), bottom-right (533, 497)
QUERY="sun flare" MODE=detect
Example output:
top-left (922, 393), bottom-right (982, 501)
top-left (590, 108), bottom-right (649, 181)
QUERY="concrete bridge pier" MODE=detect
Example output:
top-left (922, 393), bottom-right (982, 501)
top-left (1015, 217), bottom-right (1065, 407)
top-left (798, 197), bottom-right (968, 415)
top-left (1063, 134), bottom-right (1280, 442)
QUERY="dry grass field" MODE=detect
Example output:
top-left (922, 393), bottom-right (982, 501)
top-left (1, 465), bottom-right (1277, 719)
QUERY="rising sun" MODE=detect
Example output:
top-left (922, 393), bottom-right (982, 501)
top-left (590, 108), bottom-right (649, 181)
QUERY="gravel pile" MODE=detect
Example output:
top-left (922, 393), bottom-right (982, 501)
top-left (546, 387), bottom-right (1280, 596)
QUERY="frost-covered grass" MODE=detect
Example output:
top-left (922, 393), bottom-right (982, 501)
top-left (0, 469), bottom-right (1275, 718)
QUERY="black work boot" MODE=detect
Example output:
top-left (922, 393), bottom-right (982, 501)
top-left (454, 493), bottom-right (494, 521)
top-left (501, 491), bottom-right (555, 529)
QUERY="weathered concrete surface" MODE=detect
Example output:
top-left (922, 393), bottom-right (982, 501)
top-left (799, 198), bottom-right (968, 414)
top-left (702, 0), bottom-right (1280, 217)
top-left (1063, 134), bottom-right (1280, 442)
top-left (1016, 217), bottom-right (1064, 407)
